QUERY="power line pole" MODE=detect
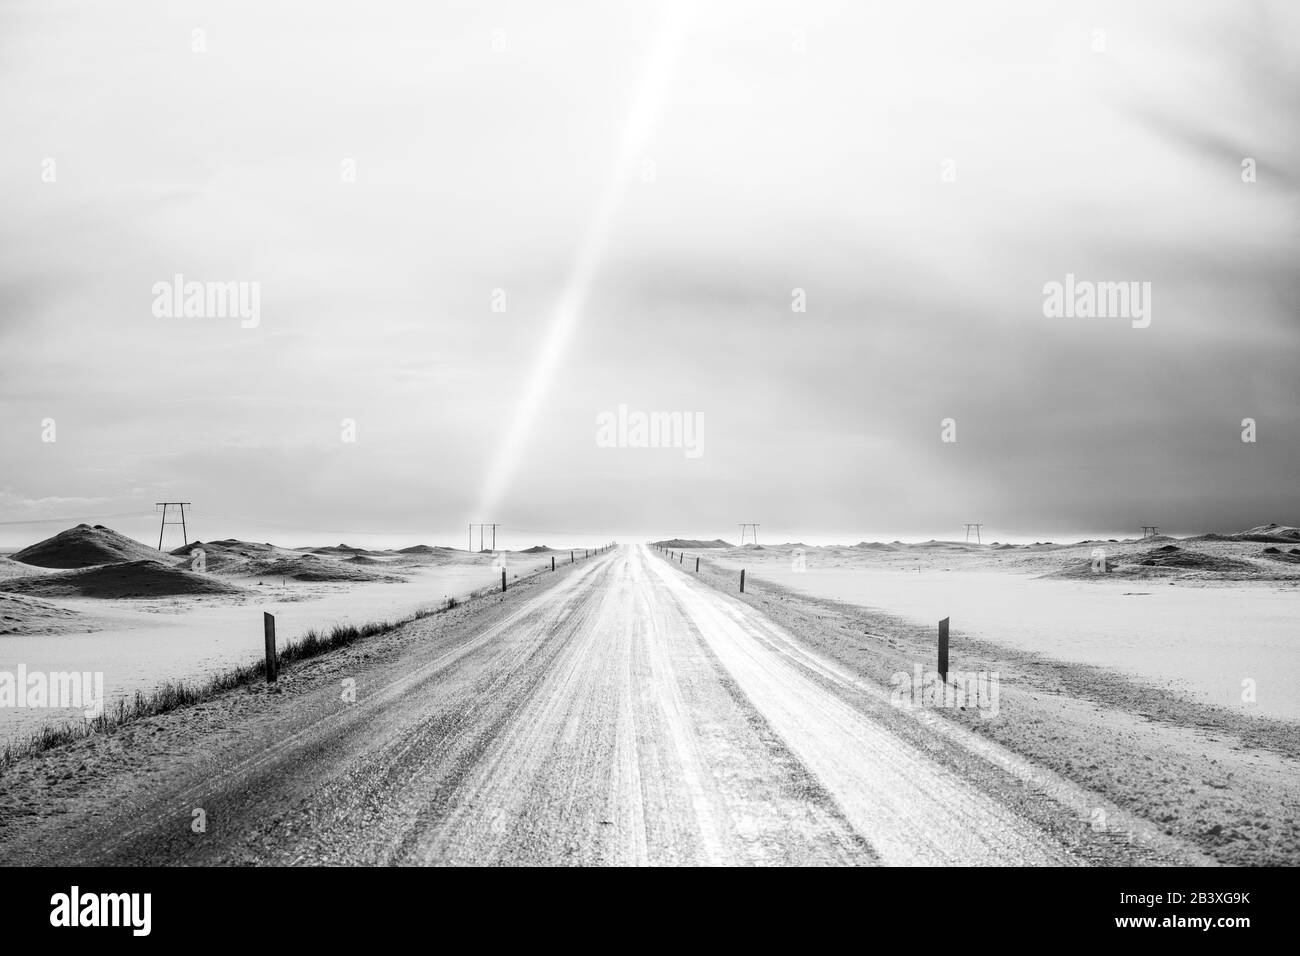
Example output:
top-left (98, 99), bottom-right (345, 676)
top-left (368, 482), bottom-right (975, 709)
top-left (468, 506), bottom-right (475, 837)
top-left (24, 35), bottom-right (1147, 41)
top-left (1142, 525), bottom-right (1159, 539)
top-left (469, 523), bottom-right (500, 552)
top-left (155, 502), bottom-right (192, 551)
top-left (964, 523), bottom-right (983, 544)
top-left (738, 523), bottom-right (759, 545)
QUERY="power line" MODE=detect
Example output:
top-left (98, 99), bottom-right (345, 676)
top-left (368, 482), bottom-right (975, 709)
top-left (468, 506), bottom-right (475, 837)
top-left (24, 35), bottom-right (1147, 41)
top-left (0, 510), bottom-right (155, 526)
top-left (498, 527), bottom-right (623, 537)
top-left (0, 508), bottom-right (621, 545)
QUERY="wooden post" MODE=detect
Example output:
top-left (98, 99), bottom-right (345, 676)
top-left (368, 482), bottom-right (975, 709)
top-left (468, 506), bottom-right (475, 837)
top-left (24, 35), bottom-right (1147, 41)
top-left (570, 551), bottom-right (574, 563)
top-left (263, 612), bottom-right (278, 683)
top-left (679, 552), bottom-right (683, 563)
top-left (551, 556), bottom-right (555, 571)
top-left (501, 569), bottom-right (507, 592)
top-left (695, 557), bottom-right (699, 572)
top-left (938, 617), bottom-right (949, 681)
top-left (740, 569), bottom-right (746, 593)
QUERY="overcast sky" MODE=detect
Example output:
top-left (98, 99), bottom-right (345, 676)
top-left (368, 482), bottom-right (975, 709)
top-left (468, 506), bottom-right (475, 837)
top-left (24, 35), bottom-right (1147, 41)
top-left (1, 0), bottom-right (1296, 549)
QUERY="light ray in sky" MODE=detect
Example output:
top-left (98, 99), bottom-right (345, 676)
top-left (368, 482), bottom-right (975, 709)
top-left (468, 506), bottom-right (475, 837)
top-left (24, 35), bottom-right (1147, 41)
top-left (473, 2), bottom-right (692, 520)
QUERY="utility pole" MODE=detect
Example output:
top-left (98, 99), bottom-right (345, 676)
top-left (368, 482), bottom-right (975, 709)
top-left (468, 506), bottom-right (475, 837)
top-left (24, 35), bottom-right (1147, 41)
top-left (469, 523), bottom-right (500, 552)
top-left (155, 502), bottom-right (192, 551)
top-left (964, 523), bottom-right (983, 544)
top-left (1142, 525), bottom-right (1159, 539)
top-left (738, 523), bottom-right (759, 546)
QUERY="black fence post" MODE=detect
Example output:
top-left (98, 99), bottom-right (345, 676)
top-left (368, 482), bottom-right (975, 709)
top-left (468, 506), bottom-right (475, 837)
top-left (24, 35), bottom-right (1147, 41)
top-left (938, 617), bottom-right (949, 681)
top-left (263, 613), bottom-right (278, 683)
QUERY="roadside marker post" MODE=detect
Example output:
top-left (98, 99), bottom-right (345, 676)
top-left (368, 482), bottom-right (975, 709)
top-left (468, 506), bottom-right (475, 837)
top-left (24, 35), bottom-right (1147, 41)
top-left (570, 551), bottom-right (574, 563)
top-left (938, 617), bottom-right (949, 681)
top-left (679, 552), bottom-right (683, 563)
top-left (501, 569), bottom-right (507, 592)
top-left (740, 569), bottom-right (746, 593)
top-left (695, 557), bottom-right (699, 572)
top-left (552, 556), bottom-right (555, 571)
top-left (263, 613), bottom-right (278, 683)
